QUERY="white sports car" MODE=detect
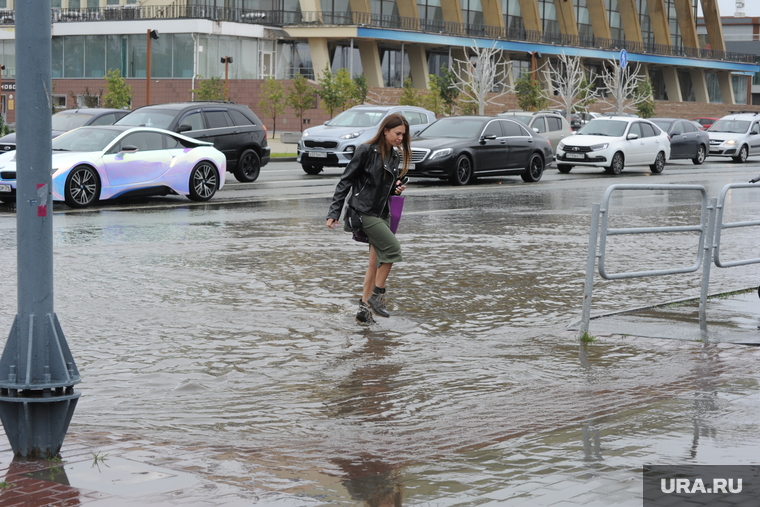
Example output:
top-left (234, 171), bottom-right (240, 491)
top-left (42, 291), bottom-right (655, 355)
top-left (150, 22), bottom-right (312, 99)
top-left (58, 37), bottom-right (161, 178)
top-left (0, 125), bottom-right (226, 208)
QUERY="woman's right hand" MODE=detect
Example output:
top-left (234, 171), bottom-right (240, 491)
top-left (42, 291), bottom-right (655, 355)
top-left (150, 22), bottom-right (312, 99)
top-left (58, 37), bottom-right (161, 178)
top-left (326, 218), bottom-right (338, 228)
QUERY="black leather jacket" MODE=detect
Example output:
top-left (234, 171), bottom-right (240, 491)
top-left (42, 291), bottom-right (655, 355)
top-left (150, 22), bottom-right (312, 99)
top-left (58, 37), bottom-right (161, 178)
top-left (327, 142), bottom-right (400, 220)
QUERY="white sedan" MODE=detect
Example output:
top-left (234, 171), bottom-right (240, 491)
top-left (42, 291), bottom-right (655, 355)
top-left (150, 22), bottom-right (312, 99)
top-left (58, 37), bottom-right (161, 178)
top-left (555, 117), bottom-right (671, 175)
top-left (0, 125), bottom-right (226, 208)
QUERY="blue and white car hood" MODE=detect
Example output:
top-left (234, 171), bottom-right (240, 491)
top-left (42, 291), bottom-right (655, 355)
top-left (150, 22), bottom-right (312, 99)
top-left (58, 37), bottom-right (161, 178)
top-left (0, 151), bottom-right (99, 173)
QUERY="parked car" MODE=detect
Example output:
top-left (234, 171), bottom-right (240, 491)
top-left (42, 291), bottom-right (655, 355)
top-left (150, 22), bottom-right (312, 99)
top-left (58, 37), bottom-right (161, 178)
top-left (692, 117), bottom-right (719, 130)
top-left (706, 112), bottom-right (760, 163)
top-left (115, 101), bottom-right (269, 182)
top-left (570, 111), bottom-right (603, 131)
top-left (650, 117), bottom-right (709, 165)
top-left (0, 108), bottom-right (129, 152)
top-left (556, 116), bottom-right (670, 174)
top-left (497, 110), bottom-right (572, 155)
top-left (297, 105), bottom-right (437, 175)
top-left (407, 116), bottom-right (553, 185)
top-left (0, 125), bottom-right (226, 207)
top-left (602, 112), bottom-right (639, 118)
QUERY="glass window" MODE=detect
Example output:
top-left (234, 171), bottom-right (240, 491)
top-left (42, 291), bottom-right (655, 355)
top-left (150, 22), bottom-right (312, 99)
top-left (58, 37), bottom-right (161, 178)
top-left (164, 134), bottom-right (181, 149)
top-left (52, 37), bottom-right (64, 78)
top-left (106, 35), bottom-right (125, 75)
top-left (204, 110), bottom-right (233, 128)
top-left (178, 111), bottom-right (204, 130)
top-left (671, 121), bottom-right (684, 135)
top-left (683, 121), bottom-right (697, 133)
top-left (128, 34), bottom-right (146, 78)
top-left (230, 109), bottom-right (254, 126)
top-left (628, 122), bottom-right (642, 138)
top-left (640, 122), bottom-right (656, 138)
top-left (120, 132), bottom-right (163, 152)
top-left (85, 35), bottom-right (106, 78)
top-left (501, 120), bottom-right (525, 137)
top-left (64, 36), bottom-right (85, 78)
top-left (89, 114), bottom-right (119, 126)
top-left (173, 34), bottom-right (195, 78)
top-left (151, 34), bottom-right (172, 78)
top-left (547, 116), bottom-right (562, 131)
top-left (532, 116), bottom-right (547, 133)
top-left (483, 120), bottom-right (502, 137)
top-left (732, 75), bottom-right (748, 105)
top-left (70, 0), bottom-right (80, 8)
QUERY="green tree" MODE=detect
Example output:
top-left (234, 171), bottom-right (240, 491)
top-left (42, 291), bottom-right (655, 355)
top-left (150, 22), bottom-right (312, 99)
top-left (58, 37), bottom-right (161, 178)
top-left (287, 74), bottom-right (317, 132)
top-left (399, 77), bottom-right (422, 106)
top-left (515, 73), bottom-right (547, 111)
top-left (317, 64), bottom-right (344, 117)
top-left (102, 69), bottom-right (132, 109)
top-left (634, 78), bottom-right (656, 118)
top-left (259, 77), bottom-right (287, 136)
top-left (423, 74), bottom-right (445, 116)
top-left (334, 68), bottom-right (357, 110)
top-left (352, 74), bottom-right (368, 105)
top-left (432, 65), bottom-right (459, 116)
top-left (69, 86), bottom-right (102, 108)
top-left (457, 98), bottom-right (478, 116)
top-left (191, 76), bottom-right (225, 101)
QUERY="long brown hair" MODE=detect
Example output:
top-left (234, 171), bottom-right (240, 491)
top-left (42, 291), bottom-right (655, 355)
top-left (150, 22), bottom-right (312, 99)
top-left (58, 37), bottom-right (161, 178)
top-left (367, 113), bottom-right (412, 176)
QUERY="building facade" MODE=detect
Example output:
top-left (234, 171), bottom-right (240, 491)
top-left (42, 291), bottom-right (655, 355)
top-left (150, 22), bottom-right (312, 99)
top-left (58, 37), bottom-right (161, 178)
top-left (0, 0), bottom-right (757, 126)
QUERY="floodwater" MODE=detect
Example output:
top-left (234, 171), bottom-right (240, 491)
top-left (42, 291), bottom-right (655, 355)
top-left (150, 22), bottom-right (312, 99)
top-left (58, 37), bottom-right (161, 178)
top-left (0, 179), bottom-right (759, 506)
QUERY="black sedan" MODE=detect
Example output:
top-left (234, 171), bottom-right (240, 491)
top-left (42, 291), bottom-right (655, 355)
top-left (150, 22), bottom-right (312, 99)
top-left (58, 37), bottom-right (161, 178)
top-left (408, 116), bottom-right (553, 185)
top-left (0, 108), bottom-right (129, 152)
top-left (650, 117), bottom-right (709, 165)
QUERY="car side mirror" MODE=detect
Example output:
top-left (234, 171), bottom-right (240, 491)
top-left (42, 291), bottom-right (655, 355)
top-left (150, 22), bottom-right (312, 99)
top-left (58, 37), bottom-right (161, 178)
top-left (480, 134), bottom-right (497, 143)
top-left (627, 133), bottom-right (639, 140)
top-left (120, 145), bottom-right (138, 153)
top-left (533, 128), bottom-right (539, 133)
top-left (176, 124), bottom-right (192, 133)
top-left (672, 131), bottom-right (681, 136)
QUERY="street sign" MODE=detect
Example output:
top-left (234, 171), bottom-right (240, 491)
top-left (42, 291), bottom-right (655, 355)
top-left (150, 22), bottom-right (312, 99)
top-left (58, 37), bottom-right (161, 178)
top-left (620, 49), bottom-right (628, 69)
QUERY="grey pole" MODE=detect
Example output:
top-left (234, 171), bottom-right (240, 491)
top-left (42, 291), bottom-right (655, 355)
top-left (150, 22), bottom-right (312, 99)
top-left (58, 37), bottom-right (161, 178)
top-left (579, 203), bottom-right (601, 336)
top-left (0, 0), bottom-right (81, 458)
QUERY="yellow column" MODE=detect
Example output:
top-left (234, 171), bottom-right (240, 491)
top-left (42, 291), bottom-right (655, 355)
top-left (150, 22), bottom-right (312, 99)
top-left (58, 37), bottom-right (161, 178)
top-left (616, 0), bottom-right (643, 43)
top-left (674, 0), bottom-right (699, 49)
top-left (699, 0), bottom-right (727, 52)
top-left (644, 0), bottom-right (672, 51)
top-left (554, 0), bottom-right (579, 37)
top-left (689, 69), bottom-right (710, 103)
top-left (662, 67), bottom-right (683, 102)
top-left (717, 71), bottom-right (735, 104)
top-left (358, 40), bottom-right (384, 88)
top-left (308, 37), bottom-right (331, 80)
top-left (517, 0), bottom-right (542, 33)
top-left (407, 45), bottom-right (430, 90)
top-left (586, 0), bottom-right (612, 41)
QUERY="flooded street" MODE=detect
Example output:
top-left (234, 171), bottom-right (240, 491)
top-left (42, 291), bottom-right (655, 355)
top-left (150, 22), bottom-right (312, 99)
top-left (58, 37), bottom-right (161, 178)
top-left (1, 162), bottom-right (760, 505)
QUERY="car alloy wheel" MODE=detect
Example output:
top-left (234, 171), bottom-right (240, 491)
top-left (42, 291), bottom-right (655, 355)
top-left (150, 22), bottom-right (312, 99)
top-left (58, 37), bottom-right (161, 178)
top-left (521, 153), bottom-right (544, 182)
top-left (188, 161), bottom-right (219, 201)
top-left (449, 154), bottom-right (472, 185)
top-left (606, 152), bottom-right (624, 175)
top-left (733, 145), bottom-right (748, 163)
top-left (234, 149), bottom-right (261, 183)
top-left (650, 151), bottom-right (665, 174)
top-left (692, 145), bottom-right (706, 165)
top-left (64, 165), bottom-right (100, 208)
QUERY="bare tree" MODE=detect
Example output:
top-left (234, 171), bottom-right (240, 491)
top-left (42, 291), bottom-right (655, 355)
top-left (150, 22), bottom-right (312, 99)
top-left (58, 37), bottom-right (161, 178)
top-left (599, 60), bottom-right (650, 115)
top-left (450, 41), bottom-right (512, 115)
top-left (540, 52), bottom-right (598, 121)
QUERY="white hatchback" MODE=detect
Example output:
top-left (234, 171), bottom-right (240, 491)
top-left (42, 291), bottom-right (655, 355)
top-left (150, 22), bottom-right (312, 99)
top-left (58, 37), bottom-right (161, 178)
top-left (556, 117), bottom-right (671, 175)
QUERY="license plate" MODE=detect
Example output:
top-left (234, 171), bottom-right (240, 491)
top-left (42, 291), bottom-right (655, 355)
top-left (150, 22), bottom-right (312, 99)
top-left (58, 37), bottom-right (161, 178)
top-left (566, 153), bottom-right (585, 159)
top-left (0, 184), bottom-right (11, 193)
top-left (308, 151), bottom-right (327, 158)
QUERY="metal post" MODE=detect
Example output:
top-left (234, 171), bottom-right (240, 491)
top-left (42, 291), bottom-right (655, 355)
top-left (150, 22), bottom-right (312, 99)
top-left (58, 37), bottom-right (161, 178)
top-left (0, 0), bottom-right (81, 458)
top-left (580, 203), bottom-right (602, 336)
top-left (699, 197), bottom-right (718, 317)
top-left (146, 29), bottom-right (152, 105)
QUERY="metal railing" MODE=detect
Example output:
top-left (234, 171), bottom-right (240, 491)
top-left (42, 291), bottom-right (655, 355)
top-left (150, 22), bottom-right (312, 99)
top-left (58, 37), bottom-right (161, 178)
top-left (579, 183), bottom-right (760, 336)
top-left (0, 5), bottom-right (746, 65)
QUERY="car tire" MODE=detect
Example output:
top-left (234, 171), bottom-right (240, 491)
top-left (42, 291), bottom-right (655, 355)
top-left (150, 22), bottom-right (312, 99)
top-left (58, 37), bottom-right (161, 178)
top-left (557, 164), bottom-right (573, 173)
top-left (0, 197), bottom-right (14, 204)
top-left (605, 152), bottom-right (624, 175)
top-left (650, 151), bottom-right (666, 174)
top-left (449, 154), bottom-right (473, 185)
top-left (521, 153), bottom-right (544, 182)
top-left (188, 161), bottom-right (220, 202)
top-left (732, 145), bottom-right (748, 163)
top-left (64, 165), bottom-right (100, 208)
top-left (233, 149), bottom-right (261, 182)
top-left (692, 145), bottom-right (706, 165)
top-left (302, 164), bottom-right (323, 175)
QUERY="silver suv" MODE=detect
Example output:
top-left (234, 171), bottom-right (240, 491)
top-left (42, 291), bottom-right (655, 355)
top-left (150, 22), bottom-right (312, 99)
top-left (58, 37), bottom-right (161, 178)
top-left (707, 112), bottom-right (760, 163)
top-left (497, 110), bottom-right (572, 155)
top-left (297, 105), bottom-right (437, 174)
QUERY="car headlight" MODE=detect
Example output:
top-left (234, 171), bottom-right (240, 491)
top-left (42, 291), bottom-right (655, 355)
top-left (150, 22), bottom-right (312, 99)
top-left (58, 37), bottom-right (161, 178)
top-left (725, 139), bottom-right (737, 145)
top-left (558, 142), bottom-right (565, 151)
top-left (340, 130), bottom-right (364, 140)
top-left (590, 143), bottom-right (609, 151)
top-left (302, 130), bottom-right (309, 138)
top-left (429, 148), bottom-right (452, 160)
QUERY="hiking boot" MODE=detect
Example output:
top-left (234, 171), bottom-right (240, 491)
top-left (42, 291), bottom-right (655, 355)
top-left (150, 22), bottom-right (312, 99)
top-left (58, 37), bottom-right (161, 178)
top-left (356, 300), bottom-right (375, 324)
top-left (367, 289), bottom-right (390, 318)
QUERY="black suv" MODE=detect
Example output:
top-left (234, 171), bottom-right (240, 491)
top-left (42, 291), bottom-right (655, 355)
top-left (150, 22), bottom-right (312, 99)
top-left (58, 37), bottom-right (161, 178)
top-left (115, 102), bottom-right (270, 182)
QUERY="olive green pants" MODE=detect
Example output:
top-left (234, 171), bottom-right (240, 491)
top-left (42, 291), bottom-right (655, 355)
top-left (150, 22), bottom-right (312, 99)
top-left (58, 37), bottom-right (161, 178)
top-left (359, 213), bottom-right (402, 268)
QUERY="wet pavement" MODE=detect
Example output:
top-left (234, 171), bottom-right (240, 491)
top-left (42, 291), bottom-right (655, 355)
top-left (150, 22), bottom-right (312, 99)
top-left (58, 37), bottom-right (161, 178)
top-left (0, 163), bottom-right (759, 506)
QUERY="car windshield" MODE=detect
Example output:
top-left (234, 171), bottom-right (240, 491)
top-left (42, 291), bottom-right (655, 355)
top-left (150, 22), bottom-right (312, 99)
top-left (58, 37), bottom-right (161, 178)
top-left (651, 120), bottom-right (673, 131)
top-left (577, 119), bottom-right (628, 137)
top-left (51, 127), bottom-right (123, 152)
top-left (507, 115), bottom-right (533, 126)
top-left (708, 120), bottom-right (750, 134)
top-left (115, 109), bottom-right (177, 129)
top-left (51, 113), bottom-right (96, 131)
top-left (418, 118), bottom-right (485, 138)
top-left (327, 109), bottom-right (386, 127)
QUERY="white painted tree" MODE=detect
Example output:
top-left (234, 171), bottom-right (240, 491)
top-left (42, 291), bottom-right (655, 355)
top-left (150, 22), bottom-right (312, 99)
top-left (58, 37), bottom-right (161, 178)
top-left (539, 52), bottom-right (599, 121)
top-left (599, 59), bottom-right (650, 115)
top-left (450, 41), bottom-right (513, 115)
